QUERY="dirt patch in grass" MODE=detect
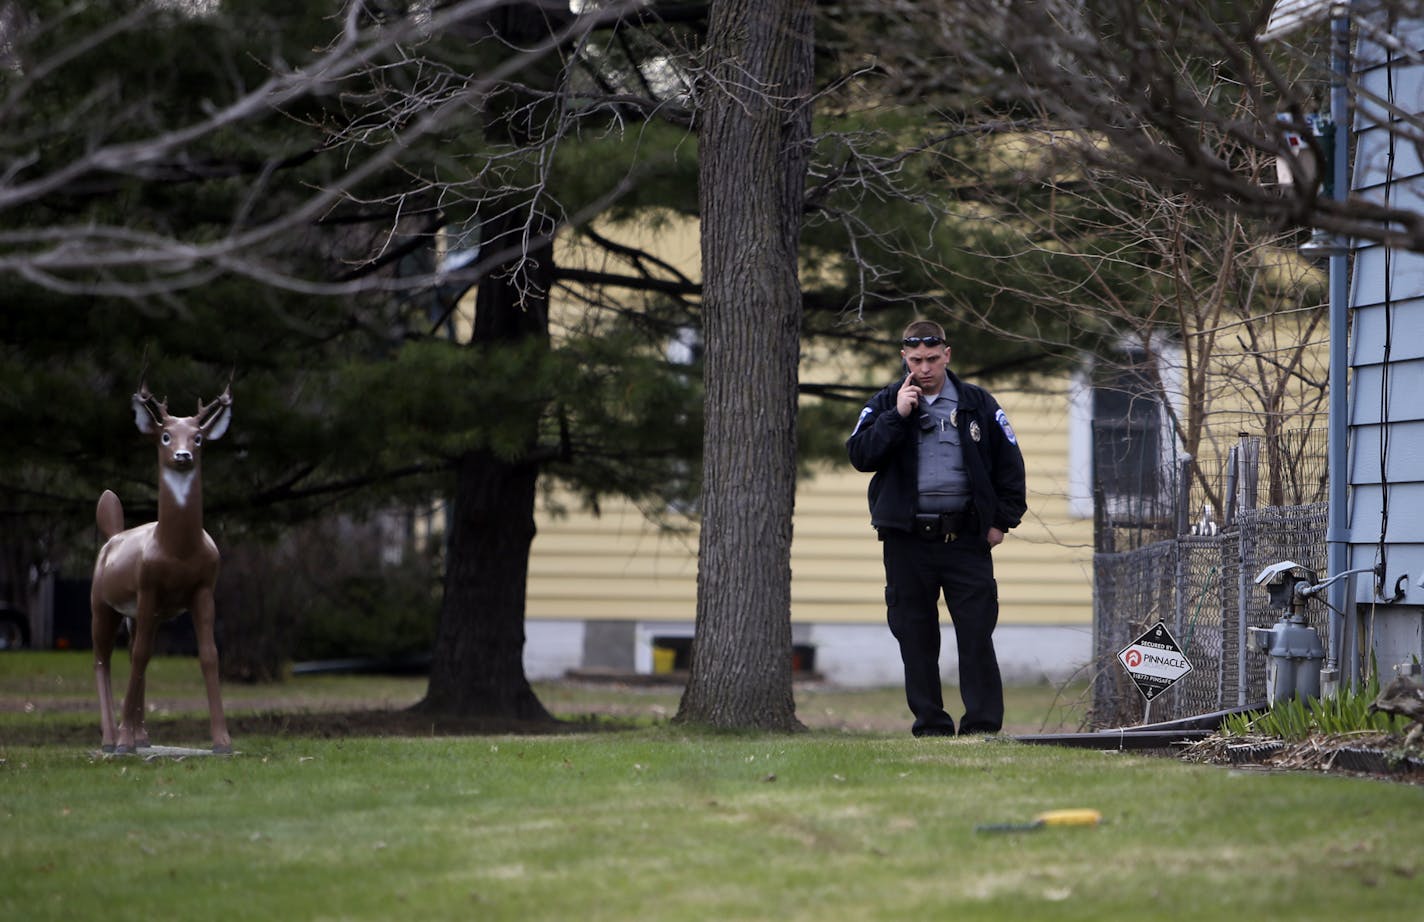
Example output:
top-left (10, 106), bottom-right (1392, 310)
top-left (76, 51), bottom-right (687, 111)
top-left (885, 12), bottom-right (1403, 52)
top-left (11, 694), bottom-right (1422, 788)
top-left (0, 653), bottom-right (1089, 749)
top-left (3, 678), bottom-right (1077, 748)
top-left (2, 706), bottom-right (627, 749)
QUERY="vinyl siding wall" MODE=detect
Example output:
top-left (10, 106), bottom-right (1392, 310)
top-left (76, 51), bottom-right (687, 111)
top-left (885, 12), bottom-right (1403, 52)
top-left (1349, 21), bottom-right (1424, 605)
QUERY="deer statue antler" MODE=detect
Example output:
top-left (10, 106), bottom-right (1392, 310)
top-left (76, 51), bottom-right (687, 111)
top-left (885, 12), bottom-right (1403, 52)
top-left (195, 382), bottom-right (233, 433)
top-left (133, 383), bottom-right (168, 431)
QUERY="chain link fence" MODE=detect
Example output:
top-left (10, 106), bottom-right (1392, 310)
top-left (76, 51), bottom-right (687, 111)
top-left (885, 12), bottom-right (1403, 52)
top-left (1089, 431), bottom-right (1330, 729)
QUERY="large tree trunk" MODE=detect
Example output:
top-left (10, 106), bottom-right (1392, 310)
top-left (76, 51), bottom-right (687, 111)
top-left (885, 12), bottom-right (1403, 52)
top-left (416, 215), bottom-right (553, 720)
top-left (676, 0), bottom-right (813, 730)
top-left (415, 3), bottom-right (564, 722)
top-left (419, 447), bottom-right (551, 721)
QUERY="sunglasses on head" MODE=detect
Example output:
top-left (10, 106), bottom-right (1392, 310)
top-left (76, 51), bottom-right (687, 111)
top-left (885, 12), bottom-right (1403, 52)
top-left (901, 336), bottom-right (944, 347)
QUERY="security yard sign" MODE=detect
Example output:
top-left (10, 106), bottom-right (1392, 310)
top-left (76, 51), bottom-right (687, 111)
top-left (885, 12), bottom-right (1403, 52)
top-left (1117, 621), bottom-right (1194, 702)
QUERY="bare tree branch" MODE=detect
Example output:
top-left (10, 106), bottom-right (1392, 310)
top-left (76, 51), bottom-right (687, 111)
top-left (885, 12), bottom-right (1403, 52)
top-left (0, 0), bottom-right (649, 295)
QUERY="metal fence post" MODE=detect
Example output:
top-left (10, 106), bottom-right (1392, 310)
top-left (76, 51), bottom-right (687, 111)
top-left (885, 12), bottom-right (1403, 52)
top-left (1235, 435), bottom-right (1260, 705)
top-left (1238, 435), bottom-right (1260, 515)
top-left (1217, 532), bottom-right (1233, 709)
top-left (1172, 457), bottom-right (1193, 715)
top-left (1175, 455), bottom-right (1193, 538)
top-left (1224, 446), bottom-right (1239, 528)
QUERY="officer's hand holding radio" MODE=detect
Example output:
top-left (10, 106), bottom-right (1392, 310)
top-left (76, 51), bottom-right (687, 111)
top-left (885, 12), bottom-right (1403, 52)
top-left (896, 373), bottom-right (921, 417)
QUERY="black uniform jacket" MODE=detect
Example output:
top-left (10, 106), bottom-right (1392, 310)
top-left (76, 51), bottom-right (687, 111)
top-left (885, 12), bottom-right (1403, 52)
top-left (846, 370), bottom-right (1027, 537)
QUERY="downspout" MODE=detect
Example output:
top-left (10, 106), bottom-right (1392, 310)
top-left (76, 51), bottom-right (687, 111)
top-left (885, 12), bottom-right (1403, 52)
top-left (1325, 4), bottom-right (1353, 692)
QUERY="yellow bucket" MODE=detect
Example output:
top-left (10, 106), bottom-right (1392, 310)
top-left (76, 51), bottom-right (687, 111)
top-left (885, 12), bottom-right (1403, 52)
top-left (652, 646), bottom-right (676, 674)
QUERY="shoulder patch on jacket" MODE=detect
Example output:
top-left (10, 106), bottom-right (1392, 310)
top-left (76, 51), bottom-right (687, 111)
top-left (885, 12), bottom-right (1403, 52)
top-left (851, 405), bottom-right (874, 437)
top-left (995, 408), bottom-right (1018, 445)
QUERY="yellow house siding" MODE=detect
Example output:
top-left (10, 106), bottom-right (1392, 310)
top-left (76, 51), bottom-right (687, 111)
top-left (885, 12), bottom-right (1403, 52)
top-left (519, 215), bottom-right (1093, 631)
top-left (525, 376), bottom-right (1094, 627)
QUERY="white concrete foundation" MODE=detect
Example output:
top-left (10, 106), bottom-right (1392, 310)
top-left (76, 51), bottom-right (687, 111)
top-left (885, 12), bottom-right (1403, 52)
top-left (525, 619), bottom-right (1093, 688)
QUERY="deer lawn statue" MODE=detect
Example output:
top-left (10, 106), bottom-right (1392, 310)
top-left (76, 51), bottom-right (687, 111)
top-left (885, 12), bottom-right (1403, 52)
top-left (91, 382), bottom-right (233, 754)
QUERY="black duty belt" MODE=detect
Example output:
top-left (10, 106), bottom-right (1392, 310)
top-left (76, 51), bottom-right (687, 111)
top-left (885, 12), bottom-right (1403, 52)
top-left (913, 511), bottom-right (971, 542)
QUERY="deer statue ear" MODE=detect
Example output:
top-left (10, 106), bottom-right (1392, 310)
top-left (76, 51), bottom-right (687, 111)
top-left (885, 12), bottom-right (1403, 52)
top-left (132, 387), bottom-right (166, 436)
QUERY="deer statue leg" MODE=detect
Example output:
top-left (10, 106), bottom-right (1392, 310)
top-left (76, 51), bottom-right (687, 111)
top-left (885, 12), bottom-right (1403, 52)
top-left (129, 637), bottom-right (152, 750)
top-left (191, 587), bottom-right (232, 754)
top-left (117, 603), bottom-right (159, 754)
top-left (91, 598), bottom-right (121, 754)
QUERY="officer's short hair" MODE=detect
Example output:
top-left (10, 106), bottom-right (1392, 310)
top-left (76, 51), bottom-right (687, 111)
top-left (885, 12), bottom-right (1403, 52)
top-left (901, 319), bottom-right (946, 344)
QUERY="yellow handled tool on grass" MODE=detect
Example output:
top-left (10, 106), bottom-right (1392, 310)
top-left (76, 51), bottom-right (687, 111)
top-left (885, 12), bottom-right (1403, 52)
top-left (975, 808), bottom-right (1102, 834)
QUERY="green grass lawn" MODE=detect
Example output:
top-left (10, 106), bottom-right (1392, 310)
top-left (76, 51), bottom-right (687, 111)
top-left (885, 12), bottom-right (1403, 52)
top-left (2, 653), bottom-right (1420, 921)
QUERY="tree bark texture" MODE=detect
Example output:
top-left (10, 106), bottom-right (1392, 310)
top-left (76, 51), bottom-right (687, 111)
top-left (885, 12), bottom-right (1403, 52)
top-left (676, 0), bottom-right (813, 730)
top-left (419, 445), bottom-right (552, 720)
top-left (418, 208), bottom-right (553, 720)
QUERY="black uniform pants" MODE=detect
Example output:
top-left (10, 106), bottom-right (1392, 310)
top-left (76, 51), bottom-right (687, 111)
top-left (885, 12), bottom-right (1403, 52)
top-left (881, 528), bottom-right (1003, 736)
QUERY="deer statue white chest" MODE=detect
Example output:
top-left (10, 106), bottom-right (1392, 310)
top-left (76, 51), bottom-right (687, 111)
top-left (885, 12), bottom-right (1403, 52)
top-left (90, 383), bottom-right (233, 754)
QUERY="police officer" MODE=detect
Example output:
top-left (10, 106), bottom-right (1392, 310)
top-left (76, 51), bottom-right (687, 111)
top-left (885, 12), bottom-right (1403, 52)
top-left (846, 320), bottom-right (1027, 737)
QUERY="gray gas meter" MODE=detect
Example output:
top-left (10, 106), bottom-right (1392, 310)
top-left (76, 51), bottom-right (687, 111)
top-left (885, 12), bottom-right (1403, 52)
top-left (1249, 561), bottom-right (1325, 705)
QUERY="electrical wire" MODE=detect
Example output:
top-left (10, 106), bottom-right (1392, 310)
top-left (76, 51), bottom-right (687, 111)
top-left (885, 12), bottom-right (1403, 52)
top-left (1373, 45), bottom-right (1398, 602)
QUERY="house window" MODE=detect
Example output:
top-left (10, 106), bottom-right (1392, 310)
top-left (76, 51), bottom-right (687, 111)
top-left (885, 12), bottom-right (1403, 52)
top-left (1067, 344), bottom-right (1181, 520)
